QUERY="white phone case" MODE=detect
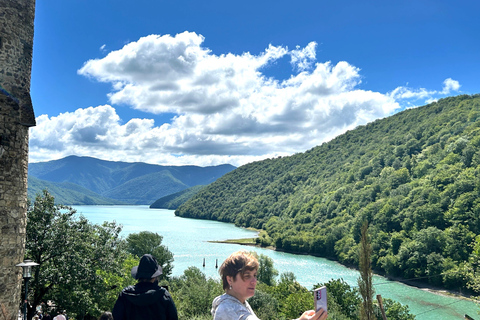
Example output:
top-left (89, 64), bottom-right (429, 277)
top-left (314, 286), bottom-right (327, 313)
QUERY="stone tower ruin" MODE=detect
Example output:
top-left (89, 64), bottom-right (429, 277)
top-left (0, 0), bottom-right (36, 319)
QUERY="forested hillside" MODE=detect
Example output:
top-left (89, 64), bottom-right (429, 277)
top-left (28, 156), bottom-right (235, 204)
top-left (28, 176), bottom-right (126, 205)
top-left (176, 94), bottom-right (480, 293)
top-left (150, 185), bottom-right (205, 209)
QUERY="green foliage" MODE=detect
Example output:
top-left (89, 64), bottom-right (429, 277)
top-left (282, 291), bottom-right (313, 319)
top-left (26, 191), bottom-right (417, 320)
top-left (315, 278), bottom-right (417, 320)
top-left (27, 176), bottom-right (125, 205)
top-left (248, 288), bottom-right (280, 320)
top-left (270, 272), bottom-right (311, 319)
top-left (175, 94), bottom-right (480, 292)
top-left (256, 253), bottom-right (279, 286)
top-left (375, 298), bottom-right (415, 320)
top-left (125, 231), bottom-right (174, 280)
top-left (358, 222), bottom-right (374, 320)
top-left (26, 190), bottom-right (127, 320)
top-left (169, 267), bottom-right (223, 319)
top-left (324, 278), bottom-right (361, 319)
top-left (169, 267), bottom-right (415, 320)
top-left (96, 255), bottom-right (138, 313)
top-left (272, 272), bottom-right (308, 301)
top-left (466, 235), bottom-right (480, 294)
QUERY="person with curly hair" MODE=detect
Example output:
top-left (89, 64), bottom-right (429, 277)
top-left (211, 251), bottom-right (327, 320)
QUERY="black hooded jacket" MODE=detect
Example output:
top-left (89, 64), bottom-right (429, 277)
top-left (112, 281), bottom-right (178, 320)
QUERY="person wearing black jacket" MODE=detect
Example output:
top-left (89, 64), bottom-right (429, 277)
top-left (112, 254), bottom-right (178, 320)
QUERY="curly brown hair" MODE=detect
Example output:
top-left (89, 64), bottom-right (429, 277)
top-left (219, 251), bottom-right (259, 290)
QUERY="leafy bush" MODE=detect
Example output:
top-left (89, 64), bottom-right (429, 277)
top-left (169, 267), bottom-right (223, 319)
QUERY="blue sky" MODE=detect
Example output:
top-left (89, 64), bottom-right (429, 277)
top-left (29, 0), bottom-right (479, 167)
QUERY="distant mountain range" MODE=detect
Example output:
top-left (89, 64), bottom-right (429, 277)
top-left (28, 156), bottom-right (236, 205)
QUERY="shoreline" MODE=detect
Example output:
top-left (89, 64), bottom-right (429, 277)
top-left (208, 238), bottom-right (478, 303)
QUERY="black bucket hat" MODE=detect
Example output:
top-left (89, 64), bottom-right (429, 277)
top-left (131, 254), bottom-right (163, 279)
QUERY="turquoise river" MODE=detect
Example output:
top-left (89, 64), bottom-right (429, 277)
top-left (73, 205), bottom-right (479, 320)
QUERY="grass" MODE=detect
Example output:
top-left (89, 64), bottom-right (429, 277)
top-left (208, 237), bottom-right (257, 246)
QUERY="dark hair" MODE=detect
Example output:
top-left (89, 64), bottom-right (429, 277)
top-left (99, 311), bottom-right (113, 320)
top-left (219, 251), bottom-right (259, 290)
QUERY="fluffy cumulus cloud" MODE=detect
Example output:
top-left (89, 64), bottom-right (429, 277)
top-left (30, 32), bottom-right (460, 166)
top-left (441, 78), bottom-right (461, 94)
top-left (387, 78), bottom-right (461, 107)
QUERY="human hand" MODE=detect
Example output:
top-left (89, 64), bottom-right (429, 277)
top-left (297, 308), bottom-right (327, 320)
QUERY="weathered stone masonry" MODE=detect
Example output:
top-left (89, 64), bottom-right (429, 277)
top-left (0, 0), bottom-right (36, 319)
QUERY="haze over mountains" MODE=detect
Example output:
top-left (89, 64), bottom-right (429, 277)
top-left (28, 156), bottom-right (236, 205)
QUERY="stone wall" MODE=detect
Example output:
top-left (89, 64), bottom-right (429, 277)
top-left (0, 0), bottom-right (36, 126)
top-left (0, 96), bottom-right (30, 320)
top-left (0, 0), bottom-right (36, 319)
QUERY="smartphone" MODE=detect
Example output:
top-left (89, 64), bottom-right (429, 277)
top-left (314, 286), bottom-right (327, 313)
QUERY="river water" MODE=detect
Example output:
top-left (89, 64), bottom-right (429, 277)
top-left (73, 205), bottom-right (479, 319)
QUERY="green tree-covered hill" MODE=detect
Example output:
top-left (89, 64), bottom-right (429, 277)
top-left (28, 176), bottom-right (126, 205)
top-left (150, 185), bottom-right (205, 209)
top-left (176, 94), bottom-right (480, 292)
top-left (28, 156), bottom-right (235, 204)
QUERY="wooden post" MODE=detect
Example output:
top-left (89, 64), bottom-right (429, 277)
top-left (377, 294), bottom-right (387, 320)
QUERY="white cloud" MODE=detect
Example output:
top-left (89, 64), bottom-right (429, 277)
top-left (388, 86), bottom-right (432, 100)
top-left (290, 42), bottom-right (317, 71)
top-left (388, 77), bottom-right (461, 106)
top-left (30, 32), bottom-right (460, 167)
top-left (441, 78), bottom-right (461, 94)
top-left (29, 105), bottom-right (280, 166)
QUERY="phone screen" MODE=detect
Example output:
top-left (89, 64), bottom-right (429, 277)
top-left (314, 286), bottom-right (327, 313)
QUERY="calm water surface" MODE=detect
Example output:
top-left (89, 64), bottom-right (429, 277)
top-left (73, 205), bottom-right (479, 319)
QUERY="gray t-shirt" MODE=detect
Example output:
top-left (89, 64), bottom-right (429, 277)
top-left (211, 293), bottom-right (260, 320)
